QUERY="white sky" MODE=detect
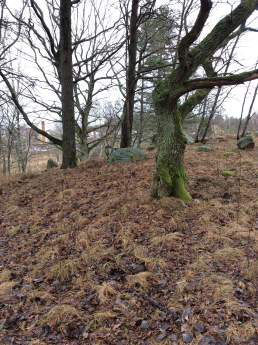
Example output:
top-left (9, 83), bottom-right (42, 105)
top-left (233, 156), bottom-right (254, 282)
top-left (4, 0), bottom-right (258, 125)
top-left (204, 2), bottom-right (258, 117)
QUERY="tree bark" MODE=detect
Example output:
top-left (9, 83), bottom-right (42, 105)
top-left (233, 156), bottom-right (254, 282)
top-left (78, 75), bottom-right (94, 161)
top-left (137, 79), bottom-right (145, 148)
top-left (200, 87), bottom-right (221, 142)
top-left (152, 105), bottom-right (192, 202)
top-left (195, 98), bottom-right (207, 142)
top-left (237, 82), bottom-right (250, 139)
top-left (241, 82), bottom-right (258, 137)
top-left (79, 141), bottom-right (90, 160)
top-left (152, 0), bottom-right (258, 201)
top-left (120, 0), bottom-right (140, 148)
top-left (60, 0), bottom-right (77, 168)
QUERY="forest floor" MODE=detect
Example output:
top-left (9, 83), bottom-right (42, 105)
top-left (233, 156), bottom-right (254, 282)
top-left (0, 137), bottom-right (258, 345)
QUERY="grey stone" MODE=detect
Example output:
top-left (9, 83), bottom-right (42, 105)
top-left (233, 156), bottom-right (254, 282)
top-left (108, 147), bottom-right (146, 164)
top-left (196, 145), bottom-right (212, 152)
top-left (140, 320), bottom-right (150, 330)
top-left (182, 307), bottom-right (193, 322)
top-left (156, 332), bottom-right (167, 342)
top-left (182, 332), bottom-right (193, 343)
top-left (237, 135), bottom-right (255, 150)
top-left (194, 323), bottom-right (206, 334)
top-left (130, 263), bottom-right (146, 274)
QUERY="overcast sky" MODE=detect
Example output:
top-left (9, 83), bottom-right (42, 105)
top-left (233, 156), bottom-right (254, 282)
top-left (207, 2), bottom-right (258, 117)
top-left (6, 0), bottom-right (258, 123)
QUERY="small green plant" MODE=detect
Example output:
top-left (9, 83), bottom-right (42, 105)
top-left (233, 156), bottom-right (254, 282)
top-left (196, 145), bottom-right (212, 152)
top-left (223, 151), bottom-right (234, 158)
top-left (222, 170), bottom-right (235, 177)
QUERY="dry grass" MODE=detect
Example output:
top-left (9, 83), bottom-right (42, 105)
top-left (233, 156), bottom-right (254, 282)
top-left (7, 225), bottom-right (20, 237)
top-left (158, 196), bottom-right (186, 211)
top-left (0, 269), bottom-right (12, 283)
top-left (149, 339), bottom-right (178, 345)
top-left (40, 304), bottom-right (83, 333)
top-left (0, 281), bottom-right (16, 302)
top-left (226, 322), bottom-right (256, 343)
top-left (31, 246), bottom-right (60, 279)
top-left (212, 246), bottom-right (245, 266)
top-left (99, 196), bottom-right (125, 216)
top-left (28, 289), bottom-right (55, 304)
top-left (201, 274), bottom-right (235, 302)
top-left (127, 271), bottom-right (153, 290)
top-left (116, 225), bottom-right (135, 251)
top-left (81, 241), bottom-right (113, 265)
top-left (57, 188), bottom-right (76, 201)
top-left (182, 256), bottom-right (210, 282)
top-left (1, 138), bottom-right (258, 343)
top-left (95, 282), bottom-right (117, 304)
top-left (151, 232), bottom-right (183, 247)
top-left (51, 233), bottom-right (69, 246)
top-left (134, 245), bottom-right (166, 271)
top-left (36, 246), bottom-right (59, 263)
top-left (28, 340), bottom-right (48, 345)
top-left (76, 231), bottom-right (90, 250)
top-left (205, 230), bottom-right (234, 246)
top-left (93, 311), bottom-right (117, 321)
top-left (174, 271), bottom-right (236, 309)
top-left (77, 226), bottom-right (103, 250)
top-left (223, 222), bottom-right (257, 242)
top-left (47, 259), bottom-right (79, 282)
top-left (242, 260), bottom-right (258, 280)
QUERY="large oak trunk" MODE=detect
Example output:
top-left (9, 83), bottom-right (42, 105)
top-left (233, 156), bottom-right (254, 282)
top-left (152, 107), bottom-right (192, 202)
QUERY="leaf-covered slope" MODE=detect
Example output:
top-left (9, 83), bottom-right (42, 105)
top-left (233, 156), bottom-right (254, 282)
top-left (0, 138), bottom-right (258, 345)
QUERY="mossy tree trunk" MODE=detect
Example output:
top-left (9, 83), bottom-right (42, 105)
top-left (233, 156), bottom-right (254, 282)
top-left (151, 0), bottom-right (258, 201)
top-left (152, 106), bottom-right (191, 202)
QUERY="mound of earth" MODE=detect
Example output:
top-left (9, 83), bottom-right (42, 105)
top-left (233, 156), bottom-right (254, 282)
top-left (0, 138), bottom-right (258, 345)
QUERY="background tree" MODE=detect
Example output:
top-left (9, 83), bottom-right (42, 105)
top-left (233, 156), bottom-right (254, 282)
top-left (59, 0), bottom-right (77, 168)
top-left (237, 78), bottom-right (258, 139)
top-left (120, 0), bottom-right (156, 148)
top-left (0, 0), bottom-right (123, 167)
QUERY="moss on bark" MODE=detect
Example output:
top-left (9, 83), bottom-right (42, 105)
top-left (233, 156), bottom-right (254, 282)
top-left (152, 107), bottom-right (192, 202)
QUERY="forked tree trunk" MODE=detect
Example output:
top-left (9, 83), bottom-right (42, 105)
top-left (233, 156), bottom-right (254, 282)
top-left (152, 107), bottom-right (192, 202)
top-left (151, 0), bottom-right (257, 202)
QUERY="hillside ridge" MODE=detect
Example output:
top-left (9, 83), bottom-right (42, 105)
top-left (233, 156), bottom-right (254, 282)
top-left (0, 139), bottom-right (258, 345)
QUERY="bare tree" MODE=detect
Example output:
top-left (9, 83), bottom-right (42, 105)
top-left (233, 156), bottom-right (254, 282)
top-left (237, 79), bottom-right (258, 138)
top-left (120, 0), bottom-right (156, 148)
top-left (0, 0), bottom-right (124, 167)
top-left (59, 0), bottom-right (77, 168)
